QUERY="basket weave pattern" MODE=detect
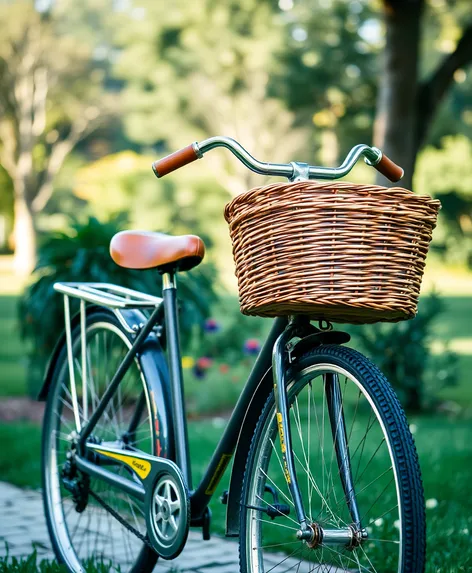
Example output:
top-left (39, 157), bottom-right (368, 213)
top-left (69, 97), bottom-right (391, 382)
top-left (224, 181), bottom-right (441, 324)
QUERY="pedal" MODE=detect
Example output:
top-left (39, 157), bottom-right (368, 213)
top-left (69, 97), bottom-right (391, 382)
top-left (190, 506), bottom-right (212, 540)
top-left (264, 484), bottom-right (290, 520)
top-left (266, 503), bottom-right (290, 519)
top-left (202, 507), bottom-right (211, 541)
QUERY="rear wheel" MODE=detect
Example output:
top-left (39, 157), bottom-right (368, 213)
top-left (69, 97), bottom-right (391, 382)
top-left (42, 310), bottom-right (160, 573)
top-left (239, 345), bottom-right (425, 573)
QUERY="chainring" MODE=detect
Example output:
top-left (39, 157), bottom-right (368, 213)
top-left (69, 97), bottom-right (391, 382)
top-left (145, 467), bottom-right (190, 559)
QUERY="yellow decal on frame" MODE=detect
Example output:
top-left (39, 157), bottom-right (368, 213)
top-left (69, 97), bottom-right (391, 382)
top-left (93, 448), bottom-right (151, 480)
top-left (276, 413), bottom-right (286, 453)
top-left (205, 453), bottom-right (233, 495)
top-left (276, 413), bottom-right (291, 484)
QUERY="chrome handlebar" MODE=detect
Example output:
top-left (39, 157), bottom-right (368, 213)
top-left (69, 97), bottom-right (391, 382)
top-left (152, 135), bottom-right (404, 183)
top-left (195, 136), bottom-right (383, 181)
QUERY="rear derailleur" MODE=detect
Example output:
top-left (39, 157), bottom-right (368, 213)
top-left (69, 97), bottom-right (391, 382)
top-left (61, 458), bottom-right (90, 513)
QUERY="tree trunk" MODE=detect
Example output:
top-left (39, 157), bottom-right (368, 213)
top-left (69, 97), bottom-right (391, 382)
top-left (12, 190), bottom-right (37, 276)
top-left (374, 0), bottom-right (424, 189)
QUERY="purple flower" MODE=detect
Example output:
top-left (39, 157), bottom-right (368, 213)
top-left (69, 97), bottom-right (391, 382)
top-left (204, 318), bottom-right (220, 333)
top-left (193, 357), bottom-right (212, 379)
top-left (244, 338), bottom-right (261, 356)
top-left (193, 365), bottom-right (206, 379)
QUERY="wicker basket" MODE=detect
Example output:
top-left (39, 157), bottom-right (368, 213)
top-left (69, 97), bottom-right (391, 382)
top-left (224, 181), bottom-right (441, 324)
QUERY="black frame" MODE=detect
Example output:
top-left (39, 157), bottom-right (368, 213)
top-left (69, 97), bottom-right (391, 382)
top-left (74, 271), bottom-right (290, 523)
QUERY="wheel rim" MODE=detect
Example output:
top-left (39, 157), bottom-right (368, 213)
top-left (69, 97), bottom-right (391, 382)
top-left (43, 321), bottom-right (155, 572)
top-left (245, 363), bottom-right (403, 573)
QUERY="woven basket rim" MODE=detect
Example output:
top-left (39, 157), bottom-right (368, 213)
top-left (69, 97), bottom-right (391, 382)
top-left (224, 180), bottom-right (441, 223)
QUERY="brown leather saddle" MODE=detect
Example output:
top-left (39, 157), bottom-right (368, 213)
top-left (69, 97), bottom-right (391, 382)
top-left (110, 231), bottom-right (205, 272)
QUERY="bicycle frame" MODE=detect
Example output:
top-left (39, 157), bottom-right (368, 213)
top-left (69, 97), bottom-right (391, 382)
top-left (50, 276), bottom-right (293, 525)
top-left (49, 272), bottom-right (360, 542)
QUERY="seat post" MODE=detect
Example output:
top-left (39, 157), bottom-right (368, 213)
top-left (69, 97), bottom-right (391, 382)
top-left (162, 270), bottom-right (192, 488)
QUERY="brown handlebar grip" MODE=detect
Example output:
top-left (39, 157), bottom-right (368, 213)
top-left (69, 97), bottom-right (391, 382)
top-left (374, 154), bottom-right (404, 183)
top-left (152, 144), bottom-right (199, 177)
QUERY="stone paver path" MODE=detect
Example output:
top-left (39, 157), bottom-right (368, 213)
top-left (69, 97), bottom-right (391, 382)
top-left (0, 482), bottom-right (346, 572)
top-left (0, 482), bottom-right (240, 572)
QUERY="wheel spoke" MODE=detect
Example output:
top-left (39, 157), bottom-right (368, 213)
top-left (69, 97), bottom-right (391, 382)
top-left (242, 356), bottom-right (414, 573)
top-left (43, 317), bottom-right (154, 571)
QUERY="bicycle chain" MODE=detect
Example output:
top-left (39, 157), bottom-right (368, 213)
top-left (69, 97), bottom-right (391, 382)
top-left (88, 488), bottom-right (156, 552)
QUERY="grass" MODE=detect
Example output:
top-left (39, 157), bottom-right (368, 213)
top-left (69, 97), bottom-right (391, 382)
top-left (0, 296), bottom-right (27, 397)
top-left (1, 257), bottom-right (472, 570)
top-left (1, 414), bottom-right (472, 571)
top-left (0, 552), bottom-right (67, 573)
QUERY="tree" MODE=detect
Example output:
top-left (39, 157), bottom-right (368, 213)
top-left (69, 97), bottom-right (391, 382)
top-left (274, 0), bottom-right (380, 163)
top-left (114, 0), bottom-right (308, 196)
top-left (0, 1), bottom-right (113, 275)
top-left (375, 0), bottom-right (472, 189)
top-left (415, 135), bottom-right (472, 267)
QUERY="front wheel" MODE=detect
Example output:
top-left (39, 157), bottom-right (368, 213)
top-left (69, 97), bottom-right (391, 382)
top-left (239, 345), bottom-right (425, 573)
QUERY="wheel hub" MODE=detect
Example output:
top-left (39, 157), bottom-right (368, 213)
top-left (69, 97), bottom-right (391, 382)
top-left (297, 522), bottom-right (366, 550)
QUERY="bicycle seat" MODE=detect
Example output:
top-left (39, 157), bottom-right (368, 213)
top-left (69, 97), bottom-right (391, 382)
top-left (110, 231), bottom-right (205, 272)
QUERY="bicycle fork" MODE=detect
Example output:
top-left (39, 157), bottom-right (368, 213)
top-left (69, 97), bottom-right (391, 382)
top-left (272, 324), bottom-right (365, 548)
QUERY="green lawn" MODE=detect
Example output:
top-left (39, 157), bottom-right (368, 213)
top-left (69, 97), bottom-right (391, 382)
top-left (1, 258), bottom-right (472, 571)
top-left (0, 295), bottom-right (27, 397)
top-left (1, 414), bottom-right (471, 572)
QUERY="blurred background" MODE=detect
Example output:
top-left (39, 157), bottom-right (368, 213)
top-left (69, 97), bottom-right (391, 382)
top-left (0, 0), bottom-right (471, 571)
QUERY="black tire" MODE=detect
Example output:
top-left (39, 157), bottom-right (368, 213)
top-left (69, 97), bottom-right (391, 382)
top-left (239, 345), bottom-right (425, 573)
top-left (42, 310), bottom-right (160, 573)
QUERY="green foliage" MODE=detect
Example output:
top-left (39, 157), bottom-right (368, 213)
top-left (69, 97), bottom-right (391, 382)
top-left (0, 552), bottom-right (66, 573)
top-left (415, 135), bottom-right (472, 267)
top-left (274, 0), bottom-right (380, 155)
top-left (0, 550), bottom-right (121, 573)
top-left (189, 304), bottom-right (268, 364)
top-left (19, 214), bottom-right (217, 396)
top-left (0, 295), bottom-right (26, 396)
top-left (113, 0), bottom-right (308, 197)
top-left (354, 293), bottom-right (459, 412)
top-left (71, 151), bottom-right (234, 282)
top-left (182, 298), bottom-right (271, 415)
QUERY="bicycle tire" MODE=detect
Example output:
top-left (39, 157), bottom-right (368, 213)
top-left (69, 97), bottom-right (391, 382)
top-left (42, 309), bottom-right (162, 573)
top-left (239, 344), bottom-right (425, 573)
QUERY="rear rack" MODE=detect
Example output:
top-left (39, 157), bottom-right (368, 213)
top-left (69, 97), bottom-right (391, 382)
top-left (53, 282), bottom-right (163, 309)
top-left (54, 282), bottom-right (163, 433)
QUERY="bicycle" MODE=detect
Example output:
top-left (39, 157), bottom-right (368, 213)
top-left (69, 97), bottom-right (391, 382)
top-left (39, 136), bottom-right (428, 573)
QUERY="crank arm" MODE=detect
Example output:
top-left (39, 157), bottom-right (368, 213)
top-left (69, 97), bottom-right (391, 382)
top-left (325, 373), bottom-right (361, 526)
top-left (78, 443), bottom-right (189, 559)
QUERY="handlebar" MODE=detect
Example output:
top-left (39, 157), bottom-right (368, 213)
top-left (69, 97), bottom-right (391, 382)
top-left (152, 136), bottom-right (404, 183)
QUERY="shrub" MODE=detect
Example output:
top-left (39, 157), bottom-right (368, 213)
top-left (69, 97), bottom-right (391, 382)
top-left (181, 298), bottom-right (272, 416)
top-left (19, 214), bottom-right (217, 396)
top-left (353, 293), bottom-right (459, 412)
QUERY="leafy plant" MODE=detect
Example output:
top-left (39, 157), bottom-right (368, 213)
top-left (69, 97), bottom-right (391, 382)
top-left (354, 293), bottom-right (459, 412)
top-left (415, 136), bottom-right (472, 268)
top-left (19, 213), bottom-right (217, 396)
top-left (0, 549), bottom-right (123, 572)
